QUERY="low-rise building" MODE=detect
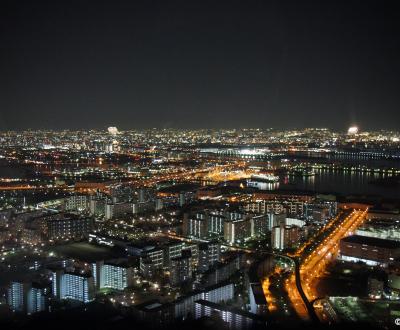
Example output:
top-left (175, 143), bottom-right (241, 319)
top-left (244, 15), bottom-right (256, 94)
top-left (194, 300), bottom-right (266, 330)
top-left (339, 235), bottom-right (400, 267)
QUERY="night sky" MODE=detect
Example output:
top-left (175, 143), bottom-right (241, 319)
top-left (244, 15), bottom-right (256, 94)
top-left (1, 0), bottom-right (399, 131)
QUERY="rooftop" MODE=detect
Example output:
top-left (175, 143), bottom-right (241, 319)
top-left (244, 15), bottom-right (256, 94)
top-left (250, 283), bottom-right (268, 305)
top-left (341, 235), bottom-right (400, 249)
top-left (195, 300), bottom-right (266, 321)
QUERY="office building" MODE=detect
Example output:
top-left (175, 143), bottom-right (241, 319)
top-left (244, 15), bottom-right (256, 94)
top-left (356, 218), bottom-right (400, 241)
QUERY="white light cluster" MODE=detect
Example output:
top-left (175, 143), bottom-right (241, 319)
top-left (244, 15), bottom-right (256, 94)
top-left (107, 127), bottom-right (119, 135)
top-left (347, 126), bottom-right (359, 135)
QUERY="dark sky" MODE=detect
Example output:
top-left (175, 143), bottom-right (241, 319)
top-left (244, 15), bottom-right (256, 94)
top-left (1, 0), bottom-right (399, 131)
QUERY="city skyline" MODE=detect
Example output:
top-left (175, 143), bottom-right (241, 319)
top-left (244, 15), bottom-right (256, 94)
top-left (0, 126), bottom-right (395, 133)
top-left (1, 1), bottom-right (400, 329)
top-left (0, 123), bottom-right (399, 330)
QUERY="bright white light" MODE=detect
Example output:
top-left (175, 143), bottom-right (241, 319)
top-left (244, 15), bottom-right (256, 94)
top-left (347, 126), bottom-right (359, 135)
top-left (238, 148), bottom-right (268, 155)
top-left (108, 127), bottom-right (119, 135)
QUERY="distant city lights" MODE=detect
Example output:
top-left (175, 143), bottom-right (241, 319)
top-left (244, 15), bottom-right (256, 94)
top-left (347, 126), bottom-right (359, 135)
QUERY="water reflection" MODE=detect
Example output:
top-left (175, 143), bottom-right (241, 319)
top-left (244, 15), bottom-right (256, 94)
top-left (280, 169), bottom-right (400, 198)
top-left (247, 181), bottom-right (279, 191)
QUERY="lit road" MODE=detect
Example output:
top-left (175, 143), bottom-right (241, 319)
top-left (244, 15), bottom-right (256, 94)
top-left (0, 185), bottom-right (72, 191)
top-left (285, 209), bottom-right (368, 322)
top-left (300, 209), bottom-right (367, 302)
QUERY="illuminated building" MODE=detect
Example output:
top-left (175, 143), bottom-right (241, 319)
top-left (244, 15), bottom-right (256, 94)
top-left (60, 272), bottom-right (94, 303)
top-left (208, 212), bottom-right (225, 236)
top-left (268, 213), bottom-right (285, 230)
top-left (89, 196), bottom-right (106, 217)
top-left (183, 215), bottom-right (208, 239)
top-left (356, 218), bottom-right (400, 241)
top-left (250, 214), bottom-right (269, 237)
top-left (174, 283), bottom-right (234, 320)
top-left (170, 250), bottom-right (193, 286)
top-left (26, 284), bottom-right (47, 315)
top-left (64, 195), bottom-right (88, 212)
top-left (46, 213), bottom-right (92, 240)
top-left (99, 261), bottom-right (134, 290)
top-left (7, 282), bottom-right (47, 314)
top-left (7, 282), bottom-right (25, 312)
top-left (284, 217), bottom-right (305, 228)
top-left (140, 248), bottom-right (164, 278)
top-left (201, 254), bottom-right (243, 287)
top-left (198, 242), bottom-right (220, 273)
top-left (271, 224), bottom-right (301, 250)
top-left (163, 241), bottom-right (186, 267)
top-left (339, 235), bottom-right (400, 267)
top-left (21, 226), bottom-right (42, 245)
top-left (194, 300), bottom-right (266, 330)
top-left (105, 201), bottom-right (134, 220)
top-left (51, 270), bottom-right (95, 303)
top-left (134, 283), bottom-right (234, 326)
top-left (224, 217), bottom-right (251, 244)
top-left (244, 200), bottom-right (305, 216)
top-left (144, 247), bottom-right (164, 268)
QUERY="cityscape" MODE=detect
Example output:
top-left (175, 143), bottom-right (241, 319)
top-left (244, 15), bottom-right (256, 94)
top-left (2, 1), bottom-right (400, 329)
top-left (0, 127), bottom-right (399, 329)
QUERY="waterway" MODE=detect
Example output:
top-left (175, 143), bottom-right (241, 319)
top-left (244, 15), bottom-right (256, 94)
top-left (279, 169), bottom-right (400, 198)
top-left (1, 158), bottom-right (399, 199)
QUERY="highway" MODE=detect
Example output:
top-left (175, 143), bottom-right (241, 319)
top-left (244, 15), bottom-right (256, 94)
top-left (300, 209), bottom-right (367, 302)
top-left (285, 209), bottom-right (368, 322)
top-left (160, 208), bottom-right (368, 325)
